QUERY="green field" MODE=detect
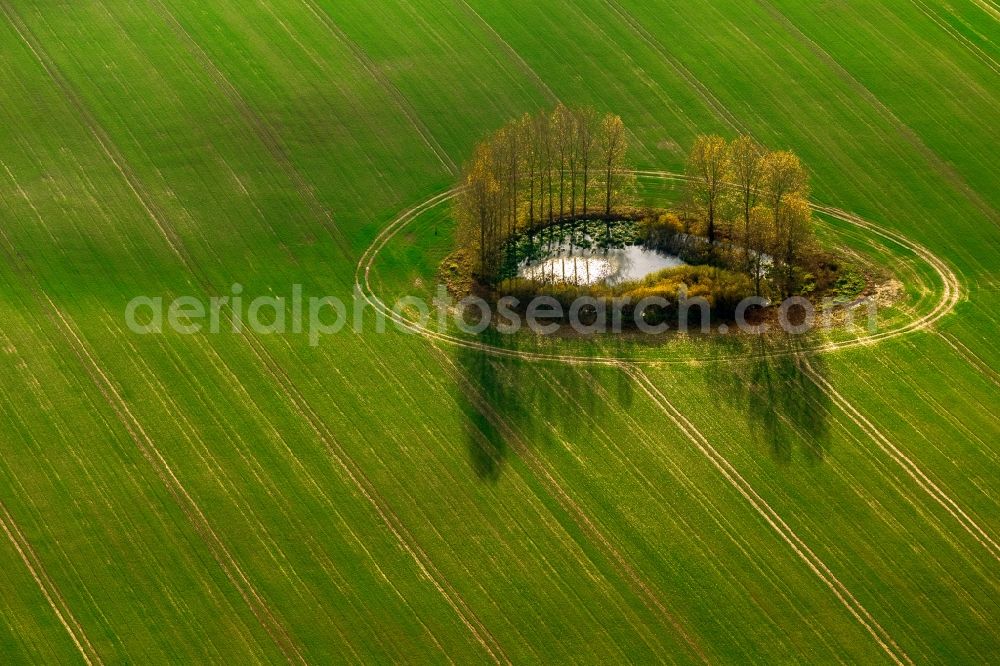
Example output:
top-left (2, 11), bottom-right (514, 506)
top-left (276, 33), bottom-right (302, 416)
top-left (0, 0), bottom-right (998, 663)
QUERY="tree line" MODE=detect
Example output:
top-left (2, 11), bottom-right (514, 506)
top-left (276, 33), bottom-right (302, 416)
top-left (456, 105), bottom-right (634, 282)
top-left (685, 135), bottom-right (813, 297)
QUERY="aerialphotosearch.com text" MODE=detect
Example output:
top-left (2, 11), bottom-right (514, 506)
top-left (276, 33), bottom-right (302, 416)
top-left (124, 283), bottom-right (878, 346)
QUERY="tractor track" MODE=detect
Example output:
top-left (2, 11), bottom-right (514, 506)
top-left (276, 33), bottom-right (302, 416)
top-left (624, 365), bottom-right (914, 665)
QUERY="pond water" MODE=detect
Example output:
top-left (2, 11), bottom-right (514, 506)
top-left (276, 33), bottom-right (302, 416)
top-left (518, 243), bottom-right (687, 286)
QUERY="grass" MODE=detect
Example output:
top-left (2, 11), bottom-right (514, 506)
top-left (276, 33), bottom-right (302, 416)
top-left (0, 0), bottom-right (997, 662)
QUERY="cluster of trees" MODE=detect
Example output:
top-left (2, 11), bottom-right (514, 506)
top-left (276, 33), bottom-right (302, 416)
top-left (455, 116), bottom-right (817, 298)
top-left (456, 105), bottom-right (635, 282)
top-left (685, 135), bottom-right (813, 297)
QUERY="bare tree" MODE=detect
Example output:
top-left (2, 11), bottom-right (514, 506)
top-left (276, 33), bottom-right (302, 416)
top-left (552, 105), bottom-right (573, 220)
top-left (599, 114), bottom-right (627, 217)
top-left (456, 141), bottom-right (502, 279)
top-left (597, 113), bottom-right (628, 250)
top-left (519, 114), bottom-right (538, 247)
top-left (539, 110), bottom-right (556, 236)
top-left (575, 107), bottom-right (599, 220)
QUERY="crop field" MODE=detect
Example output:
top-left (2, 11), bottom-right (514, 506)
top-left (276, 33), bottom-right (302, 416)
top-left (0, 0), bottom-right (997, 663)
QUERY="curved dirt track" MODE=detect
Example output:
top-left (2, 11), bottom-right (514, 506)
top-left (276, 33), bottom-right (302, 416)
top-left (357, 171), bottom-right (960, 367)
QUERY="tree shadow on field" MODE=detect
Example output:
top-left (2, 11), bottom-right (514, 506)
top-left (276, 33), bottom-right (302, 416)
top-left (453, 329), bottom-right (630, 482)
top-left (704, 334), bottom-right (832, 465)
top-left (530, 338), bottom-right (635, 447)
top-left (453, 331), bottom-right (522, 482)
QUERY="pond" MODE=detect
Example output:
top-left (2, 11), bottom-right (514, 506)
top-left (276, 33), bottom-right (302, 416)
top-left (518, 242), bottom-right (687, 286)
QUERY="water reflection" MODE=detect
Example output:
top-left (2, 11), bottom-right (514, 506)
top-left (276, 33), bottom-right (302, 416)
top-left (518, 242), bottom-right (687, 286)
